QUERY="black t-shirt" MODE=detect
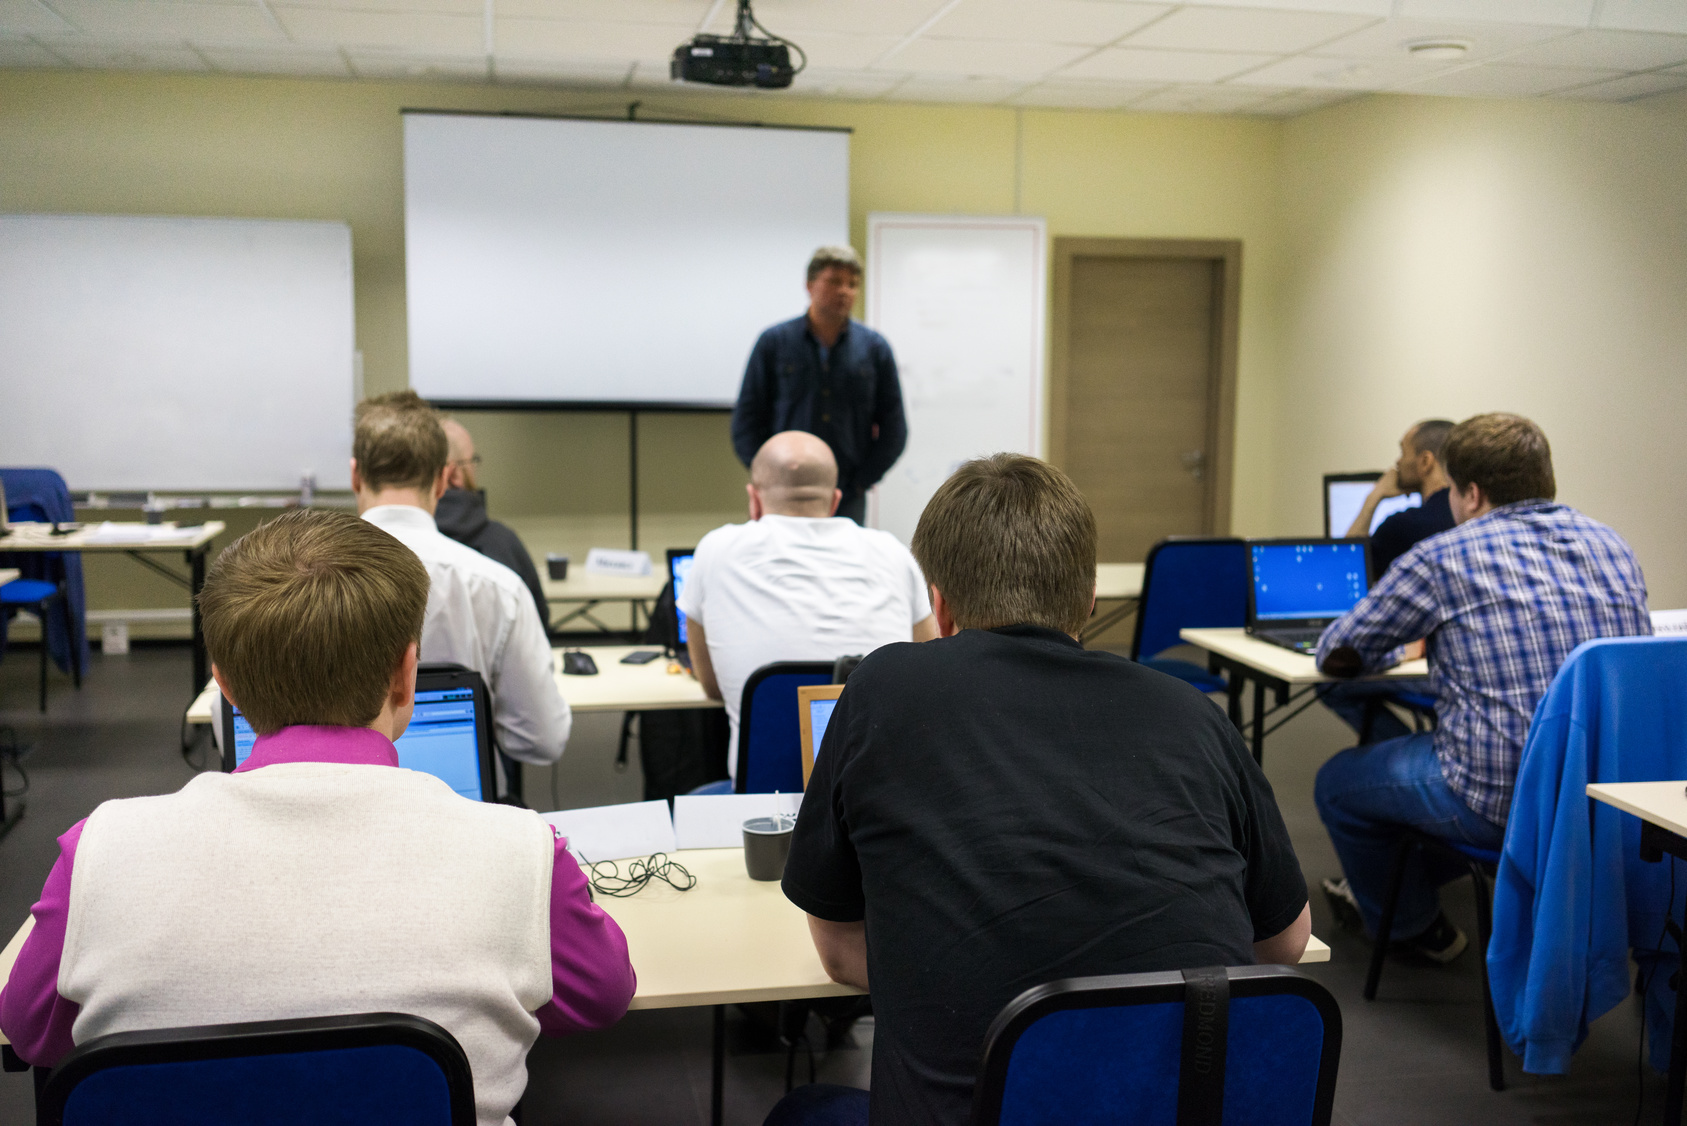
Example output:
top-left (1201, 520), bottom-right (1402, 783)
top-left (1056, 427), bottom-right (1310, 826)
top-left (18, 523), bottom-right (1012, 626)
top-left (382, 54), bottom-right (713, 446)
top-left (1368, 487), bottom-right (1455, 581)
top-left (782, 625), bottom-right (1308, 1126)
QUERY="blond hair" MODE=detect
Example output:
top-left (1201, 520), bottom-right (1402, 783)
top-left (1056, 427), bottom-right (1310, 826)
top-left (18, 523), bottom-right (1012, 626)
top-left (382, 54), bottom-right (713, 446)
top-left (353, 391), bottom-right (448, 492)
top-left (806, 245), bottom-right (862, 283)
top-left (199, 509), bottom-right (429, 734)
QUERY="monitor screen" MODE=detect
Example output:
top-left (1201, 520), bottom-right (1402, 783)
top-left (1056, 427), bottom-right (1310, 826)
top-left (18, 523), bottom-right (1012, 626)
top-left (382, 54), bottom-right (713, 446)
top-left (1325, 478), bottom-right (1422, 538)
top-left (670, 552), bottom-right (695, 645)
top-left (1251, 541), bottom-right (1369, 622)
top-left (229, 686), bottom-right (485, 801)
top-left (808, 696), bottom-right (838, 760)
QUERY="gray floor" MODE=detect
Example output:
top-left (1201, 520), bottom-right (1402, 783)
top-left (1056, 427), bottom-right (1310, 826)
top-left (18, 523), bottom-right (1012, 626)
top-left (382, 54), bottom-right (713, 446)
top-left (0, 646), bottom-right (1669, 1124)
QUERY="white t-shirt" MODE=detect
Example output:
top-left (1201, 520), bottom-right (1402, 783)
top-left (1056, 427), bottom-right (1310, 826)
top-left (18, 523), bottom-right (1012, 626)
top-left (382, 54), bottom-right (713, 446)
top-left (675, 514), bottom-right (932, 775)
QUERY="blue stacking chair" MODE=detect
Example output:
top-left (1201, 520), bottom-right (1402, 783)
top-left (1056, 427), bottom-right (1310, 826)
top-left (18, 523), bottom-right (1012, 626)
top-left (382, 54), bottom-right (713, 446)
top-left (973, 964), bottom-right (1342, 1126)
top-left (735, 661), bottom-right (834, 794)
top-left (1, 577), bottom-right (80, 712)
top-left (37, 1012), bottom-right (475, 1126)
top-left (1129, 538), bottom-right (1249, 694)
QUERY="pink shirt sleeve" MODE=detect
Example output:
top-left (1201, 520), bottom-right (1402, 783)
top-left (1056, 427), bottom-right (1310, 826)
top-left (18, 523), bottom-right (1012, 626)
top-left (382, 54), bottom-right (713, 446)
top-left (0, 819), bottom-right (86, 1066)
top-left (535, 833), bottom-right (637, 1035)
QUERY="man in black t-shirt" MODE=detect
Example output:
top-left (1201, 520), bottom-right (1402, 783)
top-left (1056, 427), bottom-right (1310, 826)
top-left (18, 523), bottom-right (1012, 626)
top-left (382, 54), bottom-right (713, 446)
top-left (772, 454), bottom-right (1310, 1126)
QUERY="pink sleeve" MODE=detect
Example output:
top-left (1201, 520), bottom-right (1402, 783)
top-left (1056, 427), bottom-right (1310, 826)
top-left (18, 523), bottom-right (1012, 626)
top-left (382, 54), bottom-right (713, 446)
top-left (0, 819), bottom-right (86, 1066)
top-left (535, 833), bottom-right (637, 1036)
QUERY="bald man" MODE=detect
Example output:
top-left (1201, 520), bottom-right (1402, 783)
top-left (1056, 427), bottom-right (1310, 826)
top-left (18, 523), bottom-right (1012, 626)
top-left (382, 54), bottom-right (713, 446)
top-left (677, 431), bottom-right (938, 781)
top-left (434, 417), bottom-right (550, 628)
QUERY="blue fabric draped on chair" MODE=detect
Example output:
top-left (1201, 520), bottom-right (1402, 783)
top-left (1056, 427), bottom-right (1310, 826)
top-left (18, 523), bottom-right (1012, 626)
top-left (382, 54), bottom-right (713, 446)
top-left (1, 467), bottom-right (89, 675)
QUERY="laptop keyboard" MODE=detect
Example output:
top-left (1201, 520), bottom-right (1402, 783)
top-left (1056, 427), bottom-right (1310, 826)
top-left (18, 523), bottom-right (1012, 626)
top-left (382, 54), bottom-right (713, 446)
top-left (1253, 627), bottom-right (1326, 654)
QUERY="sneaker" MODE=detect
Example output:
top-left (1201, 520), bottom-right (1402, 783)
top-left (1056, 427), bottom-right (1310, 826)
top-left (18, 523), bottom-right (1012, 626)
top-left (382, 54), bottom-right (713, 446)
top-left (1321, 877), bottom-right (1363, 932)
top-left (1395, 911), bottom-right (1469, 965)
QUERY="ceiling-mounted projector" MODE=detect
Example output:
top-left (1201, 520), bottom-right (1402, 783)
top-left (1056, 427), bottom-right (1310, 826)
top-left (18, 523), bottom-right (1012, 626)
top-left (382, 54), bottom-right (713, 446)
top-left (672, 0), bottom-right (806, 89)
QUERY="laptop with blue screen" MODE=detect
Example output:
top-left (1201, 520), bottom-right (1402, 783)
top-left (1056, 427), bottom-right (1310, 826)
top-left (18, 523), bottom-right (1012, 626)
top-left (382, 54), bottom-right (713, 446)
top-left (667, 547), bottom-right (695, 657)
top-left (1246, 538), bottom-right (1371, 655)
top-left (797, 683), bottom-right (844, 789)
top-left (220, 663), bottom-right (496, 802)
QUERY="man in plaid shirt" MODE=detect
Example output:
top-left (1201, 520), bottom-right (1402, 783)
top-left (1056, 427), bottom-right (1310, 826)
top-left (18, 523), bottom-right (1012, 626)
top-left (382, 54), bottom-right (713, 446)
top-left (1315, 413), bottom-right (1650, 962)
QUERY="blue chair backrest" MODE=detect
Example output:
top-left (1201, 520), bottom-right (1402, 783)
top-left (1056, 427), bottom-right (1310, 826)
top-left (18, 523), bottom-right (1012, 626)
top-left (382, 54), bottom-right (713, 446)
top-left (975, 966), bottom-right (1340, 1126)
top-left (736, 662), bottom-right (834, 794)
top-left (40, 1012), bottom-right (474, 1126)
top-left (1131, 538), bottom-right (1249, 662)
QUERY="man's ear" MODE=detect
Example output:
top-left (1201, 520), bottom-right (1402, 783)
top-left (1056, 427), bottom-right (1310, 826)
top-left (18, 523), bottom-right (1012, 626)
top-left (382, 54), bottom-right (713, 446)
top-left (432, 468), bottom-right (449, 501)
top-left (747, 483), bottom-right (765, 521)
top-left (389, 641), bottom-right (419, 712)
top-left (211, 664), bottom-right (236, 711)
top-left (827, 489), bottom-right (842, 518)
top-left (349, 458), bottom-right (363, 494)
top-left (930, 586), bottom-right (959, 638)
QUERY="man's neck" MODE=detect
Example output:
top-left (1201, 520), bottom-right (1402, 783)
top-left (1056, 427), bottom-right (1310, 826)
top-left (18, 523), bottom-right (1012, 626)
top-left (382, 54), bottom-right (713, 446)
top-left (807, 308), bottom-right (846, 349)
top-left (357, 487), bottom-right (437, 516)
top-left (1421, 466), bottom-right (1452, 497)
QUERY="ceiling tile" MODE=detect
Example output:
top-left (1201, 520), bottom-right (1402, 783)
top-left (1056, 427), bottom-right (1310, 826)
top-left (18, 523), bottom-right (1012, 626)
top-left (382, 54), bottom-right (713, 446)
top-left (272, 7), bottom-right (482, 52)
top-left (879, 36), bottom-right (1091, 78)
top-left (1597, 0), bottom-right (1687, 36)
top-left (1494, 28), bottom-right (1687, 70)
top-left (492, 54), bottom-right (630, 84)
top-left (739, 0), bottom-right (951, 39)
top-left (1129, 82), bottom-right (1277, 112)
top-left (45, 0), bottom-right (285, 43)
top-left (782, 65), bottom-right (906, 97)
top-left (1395, 0), bottom-right (1595, 28)
top-left (198, 44), bottom-right (352, 75)
top-left (1180, 0), bottom-right (1388, 13)
top-left (882, 74), bottom-right (1024, 102)
top-left (0, 0), bottom-right (72, 36)
top-left (344, 48), bottom-right (486, 77)
top-left (495, 18), bottom-right (691, 61)
top-left (1310, 17), bottom-right (1574, 61)
top-left (38, 37), bottom-right (211, 68)
top-left (781, 31), bottom-right (901, 69)
top-left (1008, 78), bottom-right (1163, 108)
top-left (269, 0), bottom-right (478, 14)
top-left (924, 0), bottom-right (1169, 47)
top-left (1400, 61), bottom-right (1620, 96)
top-left (1242, 86), bottom-right (1362, 114)
top-left (497, 0), bottom-right (709, 22)
top-left (0, 34), bottom-right (69, 63)
top-left (1552, 69), bottom-right (1687, 98)
top-left (1059, 45), bottom-right (1276, 82)
top-left (1123, 6), bottom-right (1378, 54)
top-left (1231, 51), bottom-right (1452, 88)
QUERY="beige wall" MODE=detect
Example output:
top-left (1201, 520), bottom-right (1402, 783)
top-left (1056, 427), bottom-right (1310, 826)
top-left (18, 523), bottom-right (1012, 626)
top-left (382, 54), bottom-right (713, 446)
top-left (1277, 92), bottom-right (1687, 607)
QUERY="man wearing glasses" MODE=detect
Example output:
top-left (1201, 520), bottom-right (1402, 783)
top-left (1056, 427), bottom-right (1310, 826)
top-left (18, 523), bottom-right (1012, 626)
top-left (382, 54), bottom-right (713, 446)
top-left (436, 416), bottom-right (550, 628)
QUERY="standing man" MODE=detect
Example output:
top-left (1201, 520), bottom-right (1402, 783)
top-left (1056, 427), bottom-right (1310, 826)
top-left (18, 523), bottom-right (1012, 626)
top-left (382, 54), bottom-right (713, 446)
top-left (732, 246), bottom-right (907, 526)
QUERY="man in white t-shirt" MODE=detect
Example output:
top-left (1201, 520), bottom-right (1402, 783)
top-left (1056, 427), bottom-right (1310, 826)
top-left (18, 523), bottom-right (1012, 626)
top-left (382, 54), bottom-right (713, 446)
top-left (352, 392), bottom-right (571, 771)
top-left (678, 431), bottom-right (937, 777)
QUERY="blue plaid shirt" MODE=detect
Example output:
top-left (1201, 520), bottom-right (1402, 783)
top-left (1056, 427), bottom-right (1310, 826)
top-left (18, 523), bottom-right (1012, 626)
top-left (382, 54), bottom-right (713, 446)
top-left (1317, 501), bottom-right (1650, 823)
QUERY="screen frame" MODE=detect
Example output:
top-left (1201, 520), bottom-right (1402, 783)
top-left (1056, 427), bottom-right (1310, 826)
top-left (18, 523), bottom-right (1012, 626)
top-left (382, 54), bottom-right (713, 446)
top-left (1244, 537), bottom-right (1372, 631)
top-left (666, 547), bottom-right (696, 654)
top-left (1322, 472), bottom-right (1381, 539)
top-left (797, 683), bottom-right (845, 790)
top-left (219, 664), bottom-right (497, 803)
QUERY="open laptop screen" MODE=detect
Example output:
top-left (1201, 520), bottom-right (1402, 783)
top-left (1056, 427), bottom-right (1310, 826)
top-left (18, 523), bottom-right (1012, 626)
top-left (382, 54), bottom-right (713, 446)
top-left (227, 685), bottom-right (487, 802)
top-left (1250, 541), bottom-right (1369, 623)
top-left (669, 550), bottom-right (695, 646)
top-left (1324, 474), bottom-right (1421, 538)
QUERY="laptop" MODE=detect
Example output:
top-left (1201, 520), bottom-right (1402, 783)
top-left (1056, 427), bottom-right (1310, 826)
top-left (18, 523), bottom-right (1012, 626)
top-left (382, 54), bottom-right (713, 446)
top-left (1246, 538), bottom-right (1371, 655)
top-left (221, 663), bottom-right (496, 802)
top-left (666, 547), bottom-right (696, 657)
top-left (796, 683), bottom-right (844, 789)
top-left (1323, 472), bottom-right (1422, 539)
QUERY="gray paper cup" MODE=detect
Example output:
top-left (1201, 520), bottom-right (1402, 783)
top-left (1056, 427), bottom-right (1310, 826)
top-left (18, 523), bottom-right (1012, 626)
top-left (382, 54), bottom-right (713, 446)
top-left (743, 815), bottom-right (795, 881)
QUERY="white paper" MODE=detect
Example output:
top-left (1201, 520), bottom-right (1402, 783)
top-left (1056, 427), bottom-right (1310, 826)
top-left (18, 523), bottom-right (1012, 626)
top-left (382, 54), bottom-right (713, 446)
top-left (81, 522), bottom-right (206, 545)
top-left (584, 547), bottom-right (652, 577)
top-left (672, 793), bottom-right (803, 851)
top-left (542, 801), bottom-right (676, 864)
top-left (1653, 609), bottom-right (1687, 636)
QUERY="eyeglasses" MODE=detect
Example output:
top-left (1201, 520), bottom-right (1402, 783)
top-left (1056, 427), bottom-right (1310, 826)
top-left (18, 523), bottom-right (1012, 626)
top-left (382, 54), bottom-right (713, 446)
top-left (451, 455), bottom-right (482, 468)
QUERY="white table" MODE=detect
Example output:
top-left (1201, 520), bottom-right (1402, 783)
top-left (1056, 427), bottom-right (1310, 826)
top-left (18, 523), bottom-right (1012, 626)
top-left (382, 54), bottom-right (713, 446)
top-left (1180, 627), bottom-right (1431, 763)
top-left (542, 571), bottom-right (667, 634)
top-left (1083, 562), bottom-right (1146, 643)
top-left (0, 569), bottom-right (18, 587)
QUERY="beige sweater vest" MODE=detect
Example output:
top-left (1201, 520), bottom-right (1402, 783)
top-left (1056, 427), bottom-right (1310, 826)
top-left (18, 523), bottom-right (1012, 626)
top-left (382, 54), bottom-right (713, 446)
top-left (59, 763), bottom-right (554, 1126)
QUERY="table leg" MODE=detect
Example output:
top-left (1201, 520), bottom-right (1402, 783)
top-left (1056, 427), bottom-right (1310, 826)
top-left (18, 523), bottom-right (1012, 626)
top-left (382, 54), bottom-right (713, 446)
top-left (189, 546), bottom-right (207, 696)
top-left (1252, 679), bottom-right (1267, 766)
top-left (1225, 665), bottom-right (1244, 730)
top-left (712, 1003), bottom-right (725, 1126)
top-left (1668, 896), bottom-right (1687, 1124)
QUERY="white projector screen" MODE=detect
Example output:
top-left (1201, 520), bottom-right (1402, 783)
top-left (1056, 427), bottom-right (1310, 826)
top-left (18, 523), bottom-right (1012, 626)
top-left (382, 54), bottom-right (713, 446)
top-left (403, 112), bottom-right (851, 408)
top-left (0, 214), bottom-right (355, 492)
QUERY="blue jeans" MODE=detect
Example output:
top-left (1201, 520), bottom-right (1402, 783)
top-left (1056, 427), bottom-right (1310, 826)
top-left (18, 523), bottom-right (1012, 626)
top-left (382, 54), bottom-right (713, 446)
top-left (1314, 732), bottom-right (1505, 938)
top-left (1316, 677), bottom-right (1433, 744)
top-left (763, 1084), bottom-right (869, 1126)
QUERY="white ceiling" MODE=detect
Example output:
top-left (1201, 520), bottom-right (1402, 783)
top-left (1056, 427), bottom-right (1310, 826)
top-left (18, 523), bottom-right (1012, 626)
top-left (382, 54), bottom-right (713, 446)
top-left (4, 0), bottom-right (1687, 116)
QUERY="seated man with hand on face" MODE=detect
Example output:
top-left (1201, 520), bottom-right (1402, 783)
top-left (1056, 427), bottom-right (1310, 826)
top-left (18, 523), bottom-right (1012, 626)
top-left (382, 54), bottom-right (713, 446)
top-left (435, 415), bottom-right (551, 629)
top-left (0, 510), bottom-right (635, 1126)
top-left (772, 454), bottom-right (1310, 1126)
top-left (678, 430), bottom-right (936, 781)
top-left (354, 392), bottom-right (570, 774)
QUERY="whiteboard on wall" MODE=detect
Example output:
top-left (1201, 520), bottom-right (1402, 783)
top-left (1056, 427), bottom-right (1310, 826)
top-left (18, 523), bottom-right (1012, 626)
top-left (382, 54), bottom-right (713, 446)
top-left (0, 215), bottom-right (355, 492)
top-left (403, 112), bottom-right (850, 408)
top-left (866, 214), bottom-right (1047, 545)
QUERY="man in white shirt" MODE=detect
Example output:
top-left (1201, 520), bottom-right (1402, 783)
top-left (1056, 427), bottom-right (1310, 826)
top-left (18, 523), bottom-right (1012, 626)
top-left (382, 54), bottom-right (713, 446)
top-left (678, 431), bottom-right (937, 778)
top-left (353, 392), bottom-right (570, 769)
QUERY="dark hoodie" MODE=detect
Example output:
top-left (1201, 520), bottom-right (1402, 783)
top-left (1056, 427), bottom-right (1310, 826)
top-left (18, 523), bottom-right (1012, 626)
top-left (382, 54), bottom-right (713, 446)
top-left (433, 488), bottom-right (550, 628)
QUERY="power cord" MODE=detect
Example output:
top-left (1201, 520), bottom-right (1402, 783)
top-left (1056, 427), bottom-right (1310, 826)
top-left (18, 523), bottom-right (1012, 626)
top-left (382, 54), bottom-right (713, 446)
top-left (580, 853), bottom-right (697, 898)
top-left (0, 726), bottom-right (28, 799)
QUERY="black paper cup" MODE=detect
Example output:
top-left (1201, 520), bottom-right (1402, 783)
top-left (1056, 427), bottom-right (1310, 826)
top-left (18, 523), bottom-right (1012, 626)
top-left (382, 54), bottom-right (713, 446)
top-left (743, 816), bottom-right (795, 881)
top-left (546, 554), bottom-right (570, 581)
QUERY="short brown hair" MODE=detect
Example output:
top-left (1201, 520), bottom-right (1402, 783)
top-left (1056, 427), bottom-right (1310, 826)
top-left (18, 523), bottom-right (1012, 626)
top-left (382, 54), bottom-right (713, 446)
top-left (353, 391), bottom-right (448, 492)
top-left (1443, 412), bottom-right (1556, 506)
top-left (806, 245), bottom-right (862, 284)
top-left (199, 509), bottom-right (429, 734)
top-left (912, 454), bottom-right (1097, 635)
top-left (1409, 419), bottom-right (1455, 460)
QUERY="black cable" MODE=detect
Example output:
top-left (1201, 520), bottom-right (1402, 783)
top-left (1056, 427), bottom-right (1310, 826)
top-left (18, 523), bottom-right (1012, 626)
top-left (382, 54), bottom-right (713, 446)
top-left (0, 726), bottom-right (29, 799)
top-left (735, 0), bottom-right (807, 75)
top-left (1636, 856), bottom-right (1678, 1126)
top-left (582, 852), bottom-right (697, 898)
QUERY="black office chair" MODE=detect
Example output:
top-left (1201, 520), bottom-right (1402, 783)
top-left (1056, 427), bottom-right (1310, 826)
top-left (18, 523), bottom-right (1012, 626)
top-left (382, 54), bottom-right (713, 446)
top-left (35, 1011), bottom-right (475, 1126)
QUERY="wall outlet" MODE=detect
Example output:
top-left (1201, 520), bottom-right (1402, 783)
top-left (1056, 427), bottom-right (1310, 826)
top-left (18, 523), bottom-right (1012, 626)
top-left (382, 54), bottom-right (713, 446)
top-left (101, 622), bottom-right (130, 655)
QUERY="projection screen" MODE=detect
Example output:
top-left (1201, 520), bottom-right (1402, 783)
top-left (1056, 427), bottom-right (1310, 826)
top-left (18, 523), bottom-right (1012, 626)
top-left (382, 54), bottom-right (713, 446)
top-left (403, 112), bottom-right (850, 409)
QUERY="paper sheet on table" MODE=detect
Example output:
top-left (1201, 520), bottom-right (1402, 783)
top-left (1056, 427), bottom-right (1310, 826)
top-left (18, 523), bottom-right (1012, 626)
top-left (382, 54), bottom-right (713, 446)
top-left (672, 793), bottom-right (803, 850)
top-left (1653, 609), bottom-right (1687, 636)
top-left (81, 522), bottom-right (206, 545)
top-left (542, 801), bottom-right (676, 864)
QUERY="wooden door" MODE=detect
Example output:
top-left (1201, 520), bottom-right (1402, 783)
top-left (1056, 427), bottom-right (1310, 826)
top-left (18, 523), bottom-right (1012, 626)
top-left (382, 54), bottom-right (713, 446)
top-left (1050, 239), bottom-right (1239, 564)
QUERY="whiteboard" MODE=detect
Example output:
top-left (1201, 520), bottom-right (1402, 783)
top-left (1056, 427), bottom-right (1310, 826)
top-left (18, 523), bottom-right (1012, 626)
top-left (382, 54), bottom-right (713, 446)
top-left (866, 214), bottom-right (1047, 545)
top-left (0, 215), bottom-right (355, 492)
top-left (403, 113), bottom-right (849, 408)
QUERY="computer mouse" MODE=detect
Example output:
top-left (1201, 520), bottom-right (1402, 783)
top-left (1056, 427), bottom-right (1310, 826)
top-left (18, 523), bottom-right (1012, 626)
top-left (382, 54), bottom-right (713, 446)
top-left (562, 650), bottom-right (599, 676)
